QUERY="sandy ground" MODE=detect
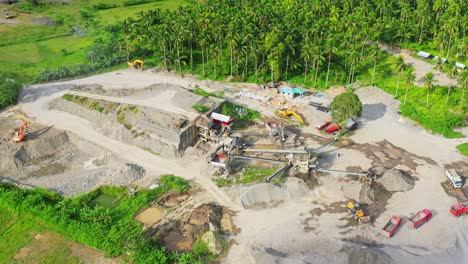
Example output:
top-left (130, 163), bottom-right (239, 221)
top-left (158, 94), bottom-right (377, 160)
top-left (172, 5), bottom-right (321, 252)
top-left (15, 69), bottom-right (468, 263)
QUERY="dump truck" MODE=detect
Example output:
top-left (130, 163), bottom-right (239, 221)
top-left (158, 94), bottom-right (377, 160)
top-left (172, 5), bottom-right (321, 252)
top-left (450, 201), bottom-right (468, 217)
top-left (316, 120), bottom-right (330, 130)
top-left (445, 169), bottom-right (463, 188)
top-left (380, 215), bottom-right (402, 238)
top-left (347, 202), bottom-right (370, 224)
top-left (325, 124), bottom-right (339, 134)
top-left (407, 209), bottom-right (432, 229)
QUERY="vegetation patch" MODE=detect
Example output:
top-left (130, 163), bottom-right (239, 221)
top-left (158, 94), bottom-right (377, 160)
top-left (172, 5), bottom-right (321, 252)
top-left (192, 103), bottom-right (210, 113)
top-left (192, 85), bottom-right (224, 98)
top-left (0, 176), bottom-right (201, 263)
top-left (0, 72), bottom-right (23, 110)
top-left (220, 101), bottom-right (262, 129)
top-left (457, 143), bottom-right (468, 157)
top-left (213, 166), bottom-right (277, 186)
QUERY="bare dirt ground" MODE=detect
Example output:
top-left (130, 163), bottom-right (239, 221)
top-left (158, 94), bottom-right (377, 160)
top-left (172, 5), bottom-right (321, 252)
top-left (7, 68), bottom-right (467, 263)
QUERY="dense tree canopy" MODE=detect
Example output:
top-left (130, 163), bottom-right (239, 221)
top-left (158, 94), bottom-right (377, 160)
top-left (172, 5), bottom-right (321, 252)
top-left (121, 0), bottom-right (467, 86)
top-left (329, 91), bottom-right (362, 123)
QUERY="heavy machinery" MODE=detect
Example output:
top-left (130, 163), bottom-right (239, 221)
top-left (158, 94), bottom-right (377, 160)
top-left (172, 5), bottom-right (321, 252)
top-left (278, 108), bottom-right (305, 125)
top-left (347, 201), bottom-right (371, 224)
top-left (128, 59), bottom-right (144, 70)
top-left (12, 122), bottom-right (29, 142)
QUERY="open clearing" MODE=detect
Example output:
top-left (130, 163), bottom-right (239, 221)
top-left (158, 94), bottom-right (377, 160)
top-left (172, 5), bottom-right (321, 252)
top-left (1, 68), bottom-right (463, 263)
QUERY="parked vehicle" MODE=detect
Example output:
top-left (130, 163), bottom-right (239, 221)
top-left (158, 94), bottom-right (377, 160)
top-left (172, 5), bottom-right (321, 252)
top-left (445, 169), bottom-right (463, 188)
top-left (346, 202), bottom-right (370, 224)
top-left (380, 216), bottom-right (402, 237)
top-left (325, 124), bottom-right (339, 134)
top-left (407, 209), bottom-right (432, 228)
top-left (450, 201), bottom-right (468, 217)
top-left (344, 118), bottom-right (357, 130)
top-left (316, 106), bottom-right (329, 113)
top-left (316, 121), bottom-right (331, 130)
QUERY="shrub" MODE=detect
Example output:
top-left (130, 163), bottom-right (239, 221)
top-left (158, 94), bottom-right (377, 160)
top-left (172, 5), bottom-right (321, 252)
top-left (160, 175), bottom-right (191, 192)
top-left (329, 90), bottom-right (362, 123)
top-left (192, 104), bottom-right (210, 113)
top-left (457, 143), bottom-right (468, 157)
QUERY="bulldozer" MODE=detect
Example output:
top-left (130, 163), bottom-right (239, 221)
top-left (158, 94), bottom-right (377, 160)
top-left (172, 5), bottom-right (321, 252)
top-left (347, 201), bottom-right (371, 224)
top-left (128, 59), bottom-right (144, 70)
top-left (12, 122), bottom-right (29, 143)
top-left (278, 108), bottom-right (305, 125)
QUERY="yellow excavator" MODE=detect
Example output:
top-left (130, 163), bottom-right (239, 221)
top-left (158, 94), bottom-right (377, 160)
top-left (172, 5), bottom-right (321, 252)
top-left (278, 108), bottom-right (305, 125)
top-left (347, 202), bottom-right (371, 224)
top-left (128, 59), bottom-right (144, 71)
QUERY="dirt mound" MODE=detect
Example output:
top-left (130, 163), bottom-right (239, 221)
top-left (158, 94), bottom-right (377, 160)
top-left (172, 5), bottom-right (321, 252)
top-left (359, 182), bottom-right (377, 205)
top-left (240, 183), bottom-right (291, 209)
top-left (188, 203), bottom-right (223, 232)
top-left (0, 124), bottom-right (76, 178)
top-left (295, 173), bottom-right (319, 190)
top-left (378, 169), bottom-right (414, 192)
top-left (98, 163), bottom-right (145, 185)
top-left (285, 177), bottom-right (311, 198)
top-left (341, 246), bottom-right (392, 264)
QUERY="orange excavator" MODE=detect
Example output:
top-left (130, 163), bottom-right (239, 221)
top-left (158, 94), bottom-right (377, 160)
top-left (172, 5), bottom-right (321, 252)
top-left (13, 122), bottom-right (29, 143)
top-left (128, 59), bottom-right (144, 71)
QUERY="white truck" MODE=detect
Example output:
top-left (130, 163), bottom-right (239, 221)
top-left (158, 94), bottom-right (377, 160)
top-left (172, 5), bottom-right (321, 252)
top-left (445, 169), bottom-right (463, 188)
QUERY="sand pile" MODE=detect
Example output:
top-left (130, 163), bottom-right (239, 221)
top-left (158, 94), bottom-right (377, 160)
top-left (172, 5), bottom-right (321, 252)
top-left (239, 183), bottom-right (291, 209)
top-left (284, 177), bottom-right (311, 199)
top-left (97, 163), bottom-right (145, 185)
top-left (378, 168), bottom-right (414, 192)
top-left (0, 127), bottom-right (76, 178)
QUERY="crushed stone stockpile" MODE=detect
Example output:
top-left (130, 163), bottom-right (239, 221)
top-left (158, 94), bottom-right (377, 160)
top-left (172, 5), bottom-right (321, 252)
top-left (378, 168), bottom-right (415, 192)
top-left (0, 121), bottom-right (77, 178)
top-left (51, 93), bottom-right (197, 158)
top-left (236, 183), bottom-right (291, 209)
top-left (0, 115), bottom-right (146, 196)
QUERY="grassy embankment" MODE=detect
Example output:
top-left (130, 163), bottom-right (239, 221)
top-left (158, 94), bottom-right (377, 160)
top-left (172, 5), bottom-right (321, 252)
top-left (0, 0), bottom-right (186, 81)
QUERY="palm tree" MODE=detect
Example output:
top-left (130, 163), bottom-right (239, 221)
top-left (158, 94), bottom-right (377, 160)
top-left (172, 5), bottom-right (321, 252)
top-left (370, 43), bottom-right (379, 86)
top-left (394, 56), bottom-right (406, 97)
top-left (458, 70), bottom-right (468, 106)
top-left (403, 68), bottom-right (415, 105)
top-left (423, 72), bottom-right (435, 109)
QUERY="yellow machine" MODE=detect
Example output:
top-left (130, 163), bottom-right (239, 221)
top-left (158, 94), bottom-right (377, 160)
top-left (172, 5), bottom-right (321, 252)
top-left (278, 108), bottom-right (305, 125)
top-left (128, 59), bottom-right (144, 70)
top-left (347, 202), bottom-right (371, 224)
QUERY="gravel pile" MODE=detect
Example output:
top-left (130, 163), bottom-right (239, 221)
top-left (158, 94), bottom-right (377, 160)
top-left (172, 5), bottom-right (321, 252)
top-left (378, 169), bottom-right (414, 192)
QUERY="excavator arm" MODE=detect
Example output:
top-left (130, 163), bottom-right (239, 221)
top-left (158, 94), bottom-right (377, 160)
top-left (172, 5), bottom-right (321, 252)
top-left (278, 109), bottom-right (305, 125)
top-left (128, 60), bottom-right (144, 70)
top-left (13, 122), bottom-right (29, 142)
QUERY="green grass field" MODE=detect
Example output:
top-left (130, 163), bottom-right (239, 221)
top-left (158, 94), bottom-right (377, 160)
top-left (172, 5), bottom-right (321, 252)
top-left (0, 206), bottom-right (94, 264)
top-left (0, 0), bottom-right (186, 80)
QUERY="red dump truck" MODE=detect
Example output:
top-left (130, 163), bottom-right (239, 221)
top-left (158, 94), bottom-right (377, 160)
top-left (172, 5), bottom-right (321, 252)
top-left (380, 215), bottom-right (402, 237)
top-left (450, 201), bottom-right (468, 217)
top-left (325, 124), bottom-right (339, 134)
top-left (407, 209), bottom-right (432, 228)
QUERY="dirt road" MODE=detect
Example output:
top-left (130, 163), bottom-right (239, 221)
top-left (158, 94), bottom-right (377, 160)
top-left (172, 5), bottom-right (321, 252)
top-left (19, 87), bottom-right (240, 210)
top-left (379, 43), bottom-right (457, 87)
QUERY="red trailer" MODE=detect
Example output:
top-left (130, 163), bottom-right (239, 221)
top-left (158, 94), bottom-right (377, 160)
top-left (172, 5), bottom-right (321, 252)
top-left (407, 209), bottom-right (432, 229)
top-left (380, 215), bottom-right (402, 237)
top-left (325, 124), bottom-right (339, 134)
top-left (316, 120), bottom-right (331, 130)
top-left (450, 201), bottom-right (468, 217)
